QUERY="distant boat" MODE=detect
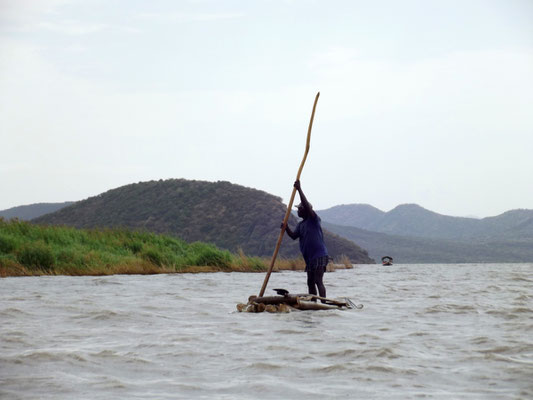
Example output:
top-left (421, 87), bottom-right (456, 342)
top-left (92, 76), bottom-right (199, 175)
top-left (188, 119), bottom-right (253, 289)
top-left (381, 256), bottom-right (393, 266)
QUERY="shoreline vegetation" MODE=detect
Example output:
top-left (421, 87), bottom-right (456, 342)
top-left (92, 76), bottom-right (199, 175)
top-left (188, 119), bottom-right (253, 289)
top-left (0, 219), bottom-right (352, 278)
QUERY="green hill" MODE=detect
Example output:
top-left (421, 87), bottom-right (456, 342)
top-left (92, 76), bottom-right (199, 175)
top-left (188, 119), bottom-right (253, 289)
top-left (34, 179), bottom-right (374, 263)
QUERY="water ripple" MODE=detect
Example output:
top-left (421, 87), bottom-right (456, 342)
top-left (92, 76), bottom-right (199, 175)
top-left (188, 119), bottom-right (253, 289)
top-left (1, 263), bottom-right (532, 399)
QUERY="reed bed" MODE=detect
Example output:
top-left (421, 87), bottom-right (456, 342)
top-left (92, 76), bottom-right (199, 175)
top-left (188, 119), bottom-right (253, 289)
top-left (0, 219), bottom-right (269, 277)
top-left (0, 219), bottom-right (352, 277)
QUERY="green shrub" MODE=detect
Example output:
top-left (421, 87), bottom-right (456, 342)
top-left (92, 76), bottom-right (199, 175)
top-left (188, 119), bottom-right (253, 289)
top-left (0, 253), bottom-right (18, 266)
top-left (56, 248), bottom-right (77, 265)
top-left (189, 242), bottom-right (232, 267)
top-left (142, 247), bottom-right (164, 266)
top-left (17, 241), bottom-right (55, 271)
top-left (0, 254), bottom-right (20, 275)
top-left (0, 233), bottom-right (17, 254)
top-left (8, 219), bottom-right (31, 236)
top-left (246, 256), bottom-right (266, 271)
top-left (125, 240), bottom-right (143, 254)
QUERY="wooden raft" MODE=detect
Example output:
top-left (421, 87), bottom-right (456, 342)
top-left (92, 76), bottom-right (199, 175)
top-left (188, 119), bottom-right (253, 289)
top-left (236, 290), bottom-right (362, 313)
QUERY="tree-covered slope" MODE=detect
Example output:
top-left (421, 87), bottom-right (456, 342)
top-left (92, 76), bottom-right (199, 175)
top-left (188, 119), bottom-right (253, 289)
top-left (34, 179), bottom-right (374, 263)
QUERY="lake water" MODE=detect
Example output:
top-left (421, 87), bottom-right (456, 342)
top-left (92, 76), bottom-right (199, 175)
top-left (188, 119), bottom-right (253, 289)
top-left (1, 263), bottom-right (532, 399)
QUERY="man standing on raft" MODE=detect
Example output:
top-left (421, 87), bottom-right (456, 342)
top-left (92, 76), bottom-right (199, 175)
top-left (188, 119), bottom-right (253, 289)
top-left (282, 180), bottom-right (329, 301)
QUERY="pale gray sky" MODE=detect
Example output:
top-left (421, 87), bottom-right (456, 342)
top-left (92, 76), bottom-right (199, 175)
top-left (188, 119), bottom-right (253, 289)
top-left (1, 0), bottom-right (532, 217)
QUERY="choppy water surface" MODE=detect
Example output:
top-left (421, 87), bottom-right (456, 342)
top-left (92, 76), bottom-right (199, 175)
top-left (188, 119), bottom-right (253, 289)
top-left (1, 263), bottom-right (532, 399)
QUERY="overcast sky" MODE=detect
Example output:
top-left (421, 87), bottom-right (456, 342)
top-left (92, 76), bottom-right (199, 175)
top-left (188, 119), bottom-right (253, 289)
top-left (1, 0), bottom-right (532, 217)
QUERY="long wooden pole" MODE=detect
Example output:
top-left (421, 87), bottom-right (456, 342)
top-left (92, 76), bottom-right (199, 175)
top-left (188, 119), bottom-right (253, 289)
top-left (258, 92), bottom-right (320, 297)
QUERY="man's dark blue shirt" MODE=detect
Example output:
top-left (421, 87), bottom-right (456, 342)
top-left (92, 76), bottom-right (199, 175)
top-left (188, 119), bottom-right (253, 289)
top-left (293, 214), bottom-right (328, 265)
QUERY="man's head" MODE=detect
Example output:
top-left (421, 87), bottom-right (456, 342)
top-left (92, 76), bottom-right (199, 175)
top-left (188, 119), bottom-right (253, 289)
top-left (295, 202), bottom-right (312, 219)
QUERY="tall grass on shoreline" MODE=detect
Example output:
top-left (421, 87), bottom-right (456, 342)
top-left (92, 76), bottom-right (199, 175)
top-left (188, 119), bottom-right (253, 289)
top-left (0, 219), bottom-right (271, 277)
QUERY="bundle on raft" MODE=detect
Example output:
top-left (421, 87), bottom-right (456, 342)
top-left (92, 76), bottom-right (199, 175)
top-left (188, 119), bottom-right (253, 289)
top-left (237, 289), bottom-right (363, 313)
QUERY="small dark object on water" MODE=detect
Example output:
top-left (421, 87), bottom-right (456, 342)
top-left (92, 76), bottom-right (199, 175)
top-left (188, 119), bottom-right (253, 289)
top-left (273, 288), bottom-right (289, 296)
top-left (382, 256), bottom-right (393, 266)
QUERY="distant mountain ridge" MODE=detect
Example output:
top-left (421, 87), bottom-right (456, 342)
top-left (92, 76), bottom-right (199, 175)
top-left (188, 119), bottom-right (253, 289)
top-left (322, 221), bottom-right (533, 263)
top-left (317, 203), bottom-right (533, 263)
top-left (318, 204), bottom-right (385, 228)
top-left (0, 202), bottom-right (75, 221)
top-left (318, 203), bottom-right (533, 240)
top-left (33, 179), bottom-right (373, 263)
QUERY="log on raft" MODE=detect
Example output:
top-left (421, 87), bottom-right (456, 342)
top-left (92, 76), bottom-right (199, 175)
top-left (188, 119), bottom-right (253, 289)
top-left (249, 295), bottom-right (299, 306)
top-left (237, 293), bottom-right (362, 313)
top-left (292, 301), bottom-right (341, 311)
top-left (237, 302), bottom-right (291, 313)
top-left (293, 294), bottom-right (352, 307)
